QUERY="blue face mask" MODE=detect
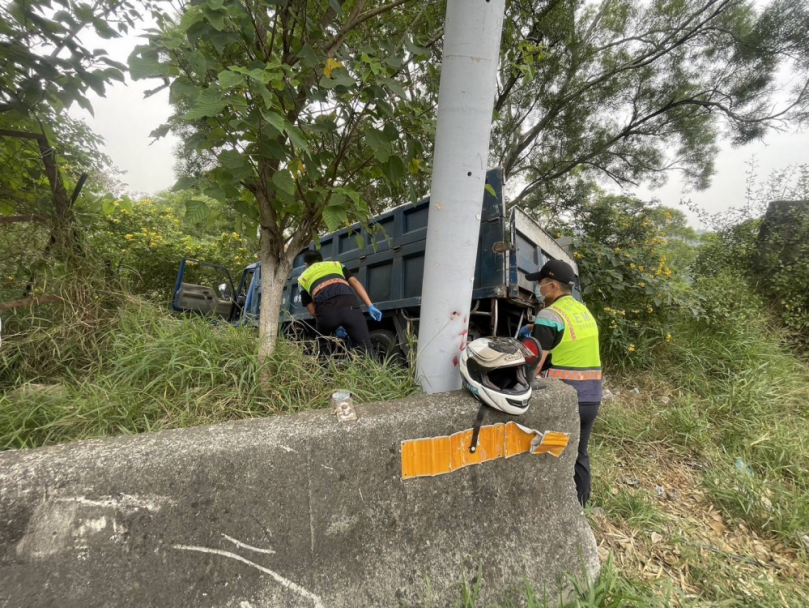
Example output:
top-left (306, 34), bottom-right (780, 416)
top-left (535, 282), bottom-right (549, 303)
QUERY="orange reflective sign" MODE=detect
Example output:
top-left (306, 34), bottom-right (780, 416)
top-left (400, 422), bottom-right (569, 480)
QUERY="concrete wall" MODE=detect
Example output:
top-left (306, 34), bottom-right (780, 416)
top-left (0, 382), bottom-right (599, 607)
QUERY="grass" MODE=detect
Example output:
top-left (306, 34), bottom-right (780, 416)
top-left (418, 312), bottom-right (809, 607)
top-left (2, 284), bottom-right (808, 606)
top-left (0, 297), bottom-right (419, 450)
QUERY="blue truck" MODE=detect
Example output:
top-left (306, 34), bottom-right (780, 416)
top-left (172, 169), bottom-right (579, 359)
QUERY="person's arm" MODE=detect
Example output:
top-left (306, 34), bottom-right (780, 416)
top-left (347, 276), bottom-right (373, 307)
top-left (529, 310), bottom-right (565, 377)
top-left (300, 289), bottom-right (316, 318)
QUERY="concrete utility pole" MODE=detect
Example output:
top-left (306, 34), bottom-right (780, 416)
top-left (416, 0), bottom-right (506, 394)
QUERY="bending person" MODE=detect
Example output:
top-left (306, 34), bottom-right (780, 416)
top-left (298, 250), bottom-right (382, 356)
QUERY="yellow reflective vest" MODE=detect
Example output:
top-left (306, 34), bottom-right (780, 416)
top-left (546, 296), bottom-right (602, 382)
top-left (298, 261), bottom-right (345, 295)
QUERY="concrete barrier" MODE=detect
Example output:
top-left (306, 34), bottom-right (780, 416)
top-left (0, 381), bottom-right (599, 607)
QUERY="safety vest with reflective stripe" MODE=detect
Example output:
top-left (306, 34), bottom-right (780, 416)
top-left (298, 261), bottom-right (345, 295)
top-left (546, 295), bottom-right (601, 382)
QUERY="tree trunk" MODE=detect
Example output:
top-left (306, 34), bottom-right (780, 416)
top-left (256, 228), bottom-right (294, 374)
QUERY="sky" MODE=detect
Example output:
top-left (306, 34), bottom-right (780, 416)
top-left (68, 18), bottom-right (809, 229)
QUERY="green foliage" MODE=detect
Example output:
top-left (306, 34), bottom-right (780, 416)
top-left (754, 201), bottom-right (809, 339)
top-left (558, 194), bottom-right (701, 367)
top-left (0, 0), bottom-right (156, 116)
top-left (491, 0), bottom-right (809, 208)
top-left (130, 0), bottom-right (442, 352)
top-left (87, 193), bottom-right (256, 302)
top-left (695, 163), bottom-right (809, 341)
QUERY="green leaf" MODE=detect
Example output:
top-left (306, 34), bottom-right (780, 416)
top-left (218, 70), bottom-right (244, 88)
top-left (285, 124), bottom-right (309, 153)
top-left (297, 45), bottom-right (319, 69)
top-left (183, 88), bottom-right (227, 120)
top-left (382, 156), bottom-right (406, 183)
top-left (405, 39), bottom-right (431, 57)
top-left (381, 77), bottom-right (407, 99)
top-left (185, 199), bottom-right (210, 224)
top-left (218, 149), bottom-right (245, 168)
top-left (149, 124), bottom-right (170, 140)
top-left (366, 128), bottom-right (390, 152)
top-left (272, 170), bottom-right (296, 195)
top-left (119, 199), bottom-right (133, 213)
top-left (328, 0), bottom-right (343, 15)
top-left (261, 109), bottom-right (285, 133)
top-left (484, 184), bottom-right (496, 198)
top-left (101, 198), bottom-right (115, 215)
top-left (129, 54), bottom-right (171, 80)
top-left (319, 74), bottom-right (355, 90)
top-left (322, 205), bottom-right (348, 232)
top-left (188, 51), bottom-right (208, 78)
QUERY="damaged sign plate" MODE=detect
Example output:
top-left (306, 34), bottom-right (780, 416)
top-left (400, 422), bottom-right (569, 480)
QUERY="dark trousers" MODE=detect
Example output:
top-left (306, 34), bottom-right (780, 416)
top-left (576, 402), bottom-right (601, 507)
top-left (316, 306), bottom-right (375, 357)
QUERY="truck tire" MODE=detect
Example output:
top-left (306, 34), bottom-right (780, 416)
top-left (369, 329), bottom-right (403, 363)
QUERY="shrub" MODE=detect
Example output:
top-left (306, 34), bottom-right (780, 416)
top-left (87, 194), bottom-right (257, 303)
top-left (556, 194), bottom-right (702, 368)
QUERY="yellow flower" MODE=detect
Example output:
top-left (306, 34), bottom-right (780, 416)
top-left (232, 232), bottom-right (239, 239)
top-left (647, 306), bottom-right (654, 313)
top-left (603, 307), bottom-right (611, 312)
top-left (614, 247), bottom-right (621, 253)
top-left (638, 282), bottom-right (646, 287)
top-left (324, 57), bottom-right (344, 78)
top-left (630, 263), bottom-right (635, 269)
top-left (150, 242), bottom-right (157, 249)
top-left (666, 333), bottom-right (672, 342)
top-left (639, 266), bottom-right (645, 272)
top-left (125, 234), bottom-right (134, 240)
top-left (628, 344), bottom-right (636, 352)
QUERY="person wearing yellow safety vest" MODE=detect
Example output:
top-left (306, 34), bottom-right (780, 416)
top-left (519, 259), bottom-right (602, 507)
top-left (298, 250), bottom-right (382, 356)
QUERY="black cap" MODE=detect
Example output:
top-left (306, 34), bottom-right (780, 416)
top-left (525, 259), bottom-right (576, 284)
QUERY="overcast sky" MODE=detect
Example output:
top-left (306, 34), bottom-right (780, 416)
top-left (69, 19), bottom-right (809, 229)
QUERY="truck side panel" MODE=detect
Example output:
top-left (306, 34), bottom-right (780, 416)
top-left (281, 169), bottom-right (507, 320)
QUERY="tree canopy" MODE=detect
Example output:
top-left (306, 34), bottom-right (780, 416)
top-left (130, 0), bottom-right (441, 355)
top-left (489, 0), bottom-right (809, 209)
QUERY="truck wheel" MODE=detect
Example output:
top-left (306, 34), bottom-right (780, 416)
top-left (369, 329), bottom-right (403, 364)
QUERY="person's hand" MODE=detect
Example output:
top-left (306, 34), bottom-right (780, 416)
top-left (335, 327), bottom-right (348, 339)
top-left (518, 325), bottom-right (532, 340)
top-left (368, 305), bottom-right (383, 322)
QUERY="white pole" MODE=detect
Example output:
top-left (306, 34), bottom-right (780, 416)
top-left (416, 0), bottom-right (506, 394)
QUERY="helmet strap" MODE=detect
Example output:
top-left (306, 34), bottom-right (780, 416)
top-left (469, 403), bottom-right (487, 453)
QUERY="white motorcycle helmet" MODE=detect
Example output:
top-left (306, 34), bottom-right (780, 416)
top-left (459, 337), bottom-right (540, 415)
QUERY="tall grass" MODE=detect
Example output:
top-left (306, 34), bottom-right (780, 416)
top-left (0, 298), bottom-right (419, 450)
top-left (652, 314), bottom-right (809, 545)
